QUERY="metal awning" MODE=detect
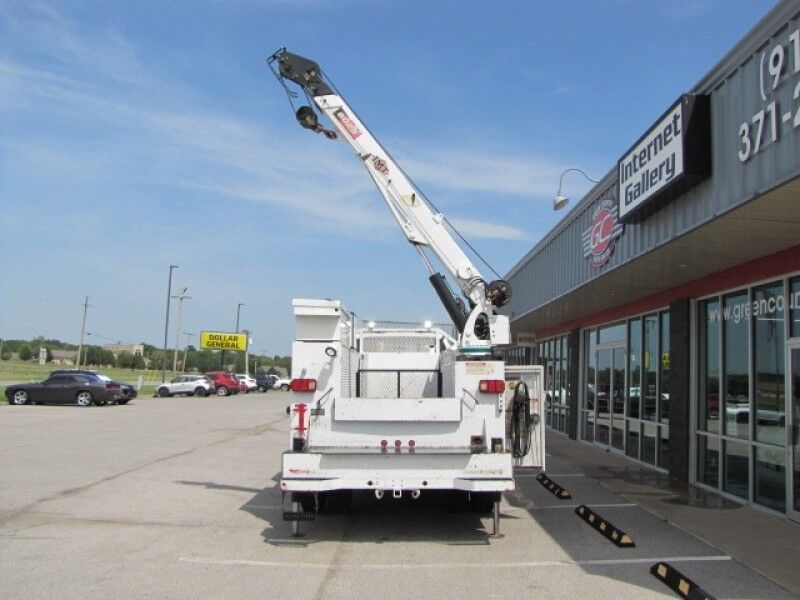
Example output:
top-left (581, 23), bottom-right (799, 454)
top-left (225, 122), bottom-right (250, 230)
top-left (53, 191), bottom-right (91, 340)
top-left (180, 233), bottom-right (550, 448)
top-left (512, 177), bottom-right (800, 336)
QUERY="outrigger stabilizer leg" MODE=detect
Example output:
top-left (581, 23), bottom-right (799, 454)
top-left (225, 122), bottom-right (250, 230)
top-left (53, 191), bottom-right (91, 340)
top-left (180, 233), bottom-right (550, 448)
top-left (283, 492), bottom-right (316, 537)
top-left (489, 499), bottom-right (504, 539)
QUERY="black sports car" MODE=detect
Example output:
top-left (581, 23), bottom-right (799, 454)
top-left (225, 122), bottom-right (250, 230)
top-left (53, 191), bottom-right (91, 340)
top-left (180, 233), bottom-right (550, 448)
top-left (5, 373), bottom-right (124, 406)
top-left (49, 369), bottom-right (138, 404)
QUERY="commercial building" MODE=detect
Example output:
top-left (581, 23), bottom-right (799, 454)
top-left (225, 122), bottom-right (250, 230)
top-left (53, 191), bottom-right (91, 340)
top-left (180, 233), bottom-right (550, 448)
top-left (503, 1), bottom-right (800, 521)
top-left (102, 343), bottom-right (145, 357)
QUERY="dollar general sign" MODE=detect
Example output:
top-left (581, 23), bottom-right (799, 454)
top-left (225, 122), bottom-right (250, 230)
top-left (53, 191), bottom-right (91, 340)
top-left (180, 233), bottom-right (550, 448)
top-left (200, 331), bottom-right (248, 351)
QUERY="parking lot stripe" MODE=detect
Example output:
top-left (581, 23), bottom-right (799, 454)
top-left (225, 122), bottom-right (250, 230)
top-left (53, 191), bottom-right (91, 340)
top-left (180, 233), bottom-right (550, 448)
top-left (515, 473), bottom-right (585, 478)
top-left (506, 502), bottom-right (637, 511)
top-left (179, 555), bottom-right (731, 570)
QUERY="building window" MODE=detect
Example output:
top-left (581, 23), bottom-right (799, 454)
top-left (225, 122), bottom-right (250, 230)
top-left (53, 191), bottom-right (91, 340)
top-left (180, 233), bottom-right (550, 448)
top-left (698, 299), bottom-right (720, 434)
top-left (642, 421), bottom-right (657, 465)
top-left (695, 279), bottom-right (796, 514)
top-left (660, 312), bottom-right (670, 423)
top-left (581, 329), bottom-right (597, 442)
top-left (628, 319), bottom-right (641, 419)
top-left (752, 281), bottom-right (785, 446)
top-left (791, 276), bottom-right (800, 338)
top-left (599, 322), bottom-right (626, 344)
top-left (723, 439), bottom-right (749, 500)
top-left (723, 291), bottom-right (750, 439)
top-left (579, 312), bottom-right (668, 469)
top-left (697, 434), bottom-right (719, 487)
top-left (755, 445), bottom-right (786, 513)
top-left (643, 314), bottom-right (658, 421)
top-left (533, 334), bottom-right (571, 436)
top-left (626, 419), bottom-right (640, 459)
top-left (562, 334), bottom-right (570, 432)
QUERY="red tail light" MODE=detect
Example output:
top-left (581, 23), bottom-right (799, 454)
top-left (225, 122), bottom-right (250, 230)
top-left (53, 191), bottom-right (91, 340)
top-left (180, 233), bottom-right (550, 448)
top-left (290, 378), bottom-right (317, 392)
top-left (479, 379), bottom-right (505, 394)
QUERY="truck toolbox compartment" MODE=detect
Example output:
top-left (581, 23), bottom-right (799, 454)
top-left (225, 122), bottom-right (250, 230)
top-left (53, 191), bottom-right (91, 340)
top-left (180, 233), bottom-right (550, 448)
top-left (333, 397), bottom-right (461, 422)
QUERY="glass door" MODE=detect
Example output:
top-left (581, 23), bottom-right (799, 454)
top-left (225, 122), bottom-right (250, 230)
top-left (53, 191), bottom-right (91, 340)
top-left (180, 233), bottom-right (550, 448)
top-left (595, 344), bottom-right (626, 452)
top-left (596, 349), bottom-right (611, 447)
top-left (788, 342), bottom-right (800, 522)
top-left (611, 347), bottom-right (625, 451)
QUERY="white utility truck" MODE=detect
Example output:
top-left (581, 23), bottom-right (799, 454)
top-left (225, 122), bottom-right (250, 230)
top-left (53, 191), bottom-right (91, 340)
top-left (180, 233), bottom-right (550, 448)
top-left (269, 49), bottom-right (543, 536)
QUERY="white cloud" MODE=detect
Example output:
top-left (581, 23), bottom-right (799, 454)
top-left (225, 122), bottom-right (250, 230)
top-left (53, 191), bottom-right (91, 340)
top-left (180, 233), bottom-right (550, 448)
top-left (397, 147), bottom-right (568, 199)
top-left (0, 2), bottom-right (550, 247)
top-left (447, 217), bottom-right (529, 241)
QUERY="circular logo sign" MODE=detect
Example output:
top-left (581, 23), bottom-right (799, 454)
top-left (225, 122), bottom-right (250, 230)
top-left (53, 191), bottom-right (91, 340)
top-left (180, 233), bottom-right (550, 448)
top-left (582, 196), bottom-right (623, 268)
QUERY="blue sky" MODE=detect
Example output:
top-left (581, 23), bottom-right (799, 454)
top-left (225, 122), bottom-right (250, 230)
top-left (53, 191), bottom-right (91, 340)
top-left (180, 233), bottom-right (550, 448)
top-left (0, 0), bottom-right (775, 355)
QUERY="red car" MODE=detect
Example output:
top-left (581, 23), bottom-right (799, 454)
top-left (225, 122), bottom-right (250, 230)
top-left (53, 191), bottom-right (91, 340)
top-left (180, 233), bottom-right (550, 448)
top-left (204, 372), bottom-right (240, 396)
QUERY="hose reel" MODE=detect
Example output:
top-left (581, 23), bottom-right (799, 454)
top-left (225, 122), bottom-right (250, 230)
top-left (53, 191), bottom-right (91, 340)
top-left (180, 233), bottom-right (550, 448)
top-left (510, 381), bottom-right (533, 459)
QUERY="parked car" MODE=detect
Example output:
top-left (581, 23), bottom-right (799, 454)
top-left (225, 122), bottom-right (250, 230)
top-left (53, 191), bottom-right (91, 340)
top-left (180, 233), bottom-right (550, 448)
top-left (235, 374), bottom-right (258, 393)
top-left (273, 377), bottom-right (291, 391)
top-left (50, 369), bottom-right (138, 404)
top-left (156, 375), bottom-right (215, 398)
top-left (204, 371), bottom-right (240, 396)
top-left (5, 373), bottom-right (124, 406)
top-left (255, 373), bottom-right (277, 392)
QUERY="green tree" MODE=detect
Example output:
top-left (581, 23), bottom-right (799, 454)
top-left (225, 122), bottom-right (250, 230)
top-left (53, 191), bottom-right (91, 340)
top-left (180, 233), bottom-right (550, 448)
top-left (1, 352), bottom-right (11, 361)
top-left (116, 351), bottom-right (136, 369)
top-left (18, 344), bottom-right (33, 361)
top-left (45, 348), bottom-right (53, 363)
top-left (133, 354), bottom-right (146, 370)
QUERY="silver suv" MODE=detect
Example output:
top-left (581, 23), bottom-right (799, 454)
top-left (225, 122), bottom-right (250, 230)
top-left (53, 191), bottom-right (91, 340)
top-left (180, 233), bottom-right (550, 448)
top-left (156, 375), bottom-right (215, 397)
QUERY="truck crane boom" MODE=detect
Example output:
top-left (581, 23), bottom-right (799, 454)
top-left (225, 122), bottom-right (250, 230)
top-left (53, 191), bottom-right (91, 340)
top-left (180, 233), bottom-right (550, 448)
top-left (269, 49), bottom-right (511, 353)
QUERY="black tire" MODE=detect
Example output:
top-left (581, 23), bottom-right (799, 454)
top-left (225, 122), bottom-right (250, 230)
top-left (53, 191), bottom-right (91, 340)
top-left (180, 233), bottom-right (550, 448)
top-left (10, 389), bottom-right (29, 406)
top-left (257, 386), bottom-right (265, 393)
top-left (217, 386), bottom-right (229, 397)
top-left (280, 384), bottom-right (290, 391)
top-left (76, 390), bottom-right (95, 407)
top-left (195, 386), bottom-right (207, 397)
top-left (117, 399), bottom-right (130, 405)
top-left (469, 492), bottom-right (500, 514)
top-left (157, 387), bottom-right (170, 398)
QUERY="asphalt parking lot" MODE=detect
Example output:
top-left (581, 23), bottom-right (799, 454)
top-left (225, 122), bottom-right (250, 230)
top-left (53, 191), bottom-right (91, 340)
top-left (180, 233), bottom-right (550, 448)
top-left (0, 394), bottom-right (796, 600)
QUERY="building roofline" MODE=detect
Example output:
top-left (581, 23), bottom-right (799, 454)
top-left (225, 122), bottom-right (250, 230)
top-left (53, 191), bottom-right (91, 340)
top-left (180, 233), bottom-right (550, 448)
top-left (505, 0), bottom-right (796, 281)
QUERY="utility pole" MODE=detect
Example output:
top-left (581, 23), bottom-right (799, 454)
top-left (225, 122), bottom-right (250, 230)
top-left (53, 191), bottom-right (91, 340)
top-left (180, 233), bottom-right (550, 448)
top-left (235, 303), bottom-right (244, 332)
top-left (182, 332), bottom-right (194, 372)
top-left (172, 287), bottom-right (191, 371)
top-left (222, 302), bottom-right (244, 371)
top-left (162, 265), bottom-right (178, 383)
top-left (76, 295), bottom-right (89, 367)
top-left (243, 329), bottom-right (251, 375)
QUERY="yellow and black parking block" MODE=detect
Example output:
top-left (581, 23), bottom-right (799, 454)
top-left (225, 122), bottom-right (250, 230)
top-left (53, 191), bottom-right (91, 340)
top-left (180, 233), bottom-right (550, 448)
top-left (650, 562), bottom-right (716, 600)
top-left (536, 472), bottom-right (572, 499)
top-left (574, 504), bottom-right (634, 547)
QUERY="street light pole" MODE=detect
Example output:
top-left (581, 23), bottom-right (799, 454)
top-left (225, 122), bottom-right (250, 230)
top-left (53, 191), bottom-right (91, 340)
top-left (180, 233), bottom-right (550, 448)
top-left (182, 332), bottom-right (194, 373)
top-left (162, 265), bottom-right (178, 383)
top-left (243, 329), bottom-right (251, 375)
top-left (172, 287), bottom-right (191, 371)
top-left (76, 295), bottom-right (89, 367)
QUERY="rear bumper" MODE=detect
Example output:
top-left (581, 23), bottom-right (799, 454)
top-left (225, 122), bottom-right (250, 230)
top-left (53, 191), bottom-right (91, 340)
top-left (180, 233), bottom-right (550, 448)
top-left (280, 451), bottom-right (514, 493)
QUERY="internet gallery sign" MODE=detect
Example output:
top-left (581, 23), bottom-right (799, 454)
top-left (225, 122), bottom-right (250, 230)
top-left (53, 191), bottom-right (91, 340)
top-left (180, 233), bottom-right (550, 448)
top-left (617, 94), bottom-right (711, 221)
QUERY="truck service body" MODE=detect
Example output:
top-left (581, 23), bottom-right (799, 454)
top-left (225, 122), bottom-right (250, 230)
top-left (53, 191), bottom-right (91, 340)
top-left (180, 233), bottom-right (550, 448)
top-left (282, 300), bottom-right (513, 497)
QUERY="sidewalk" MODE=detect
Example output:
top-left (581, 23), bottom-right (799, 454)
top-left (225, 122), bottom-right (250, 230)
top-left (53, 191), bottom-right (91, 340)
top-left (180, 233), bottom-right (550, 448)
top-left (544, 432), bottom-right (800, 596)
